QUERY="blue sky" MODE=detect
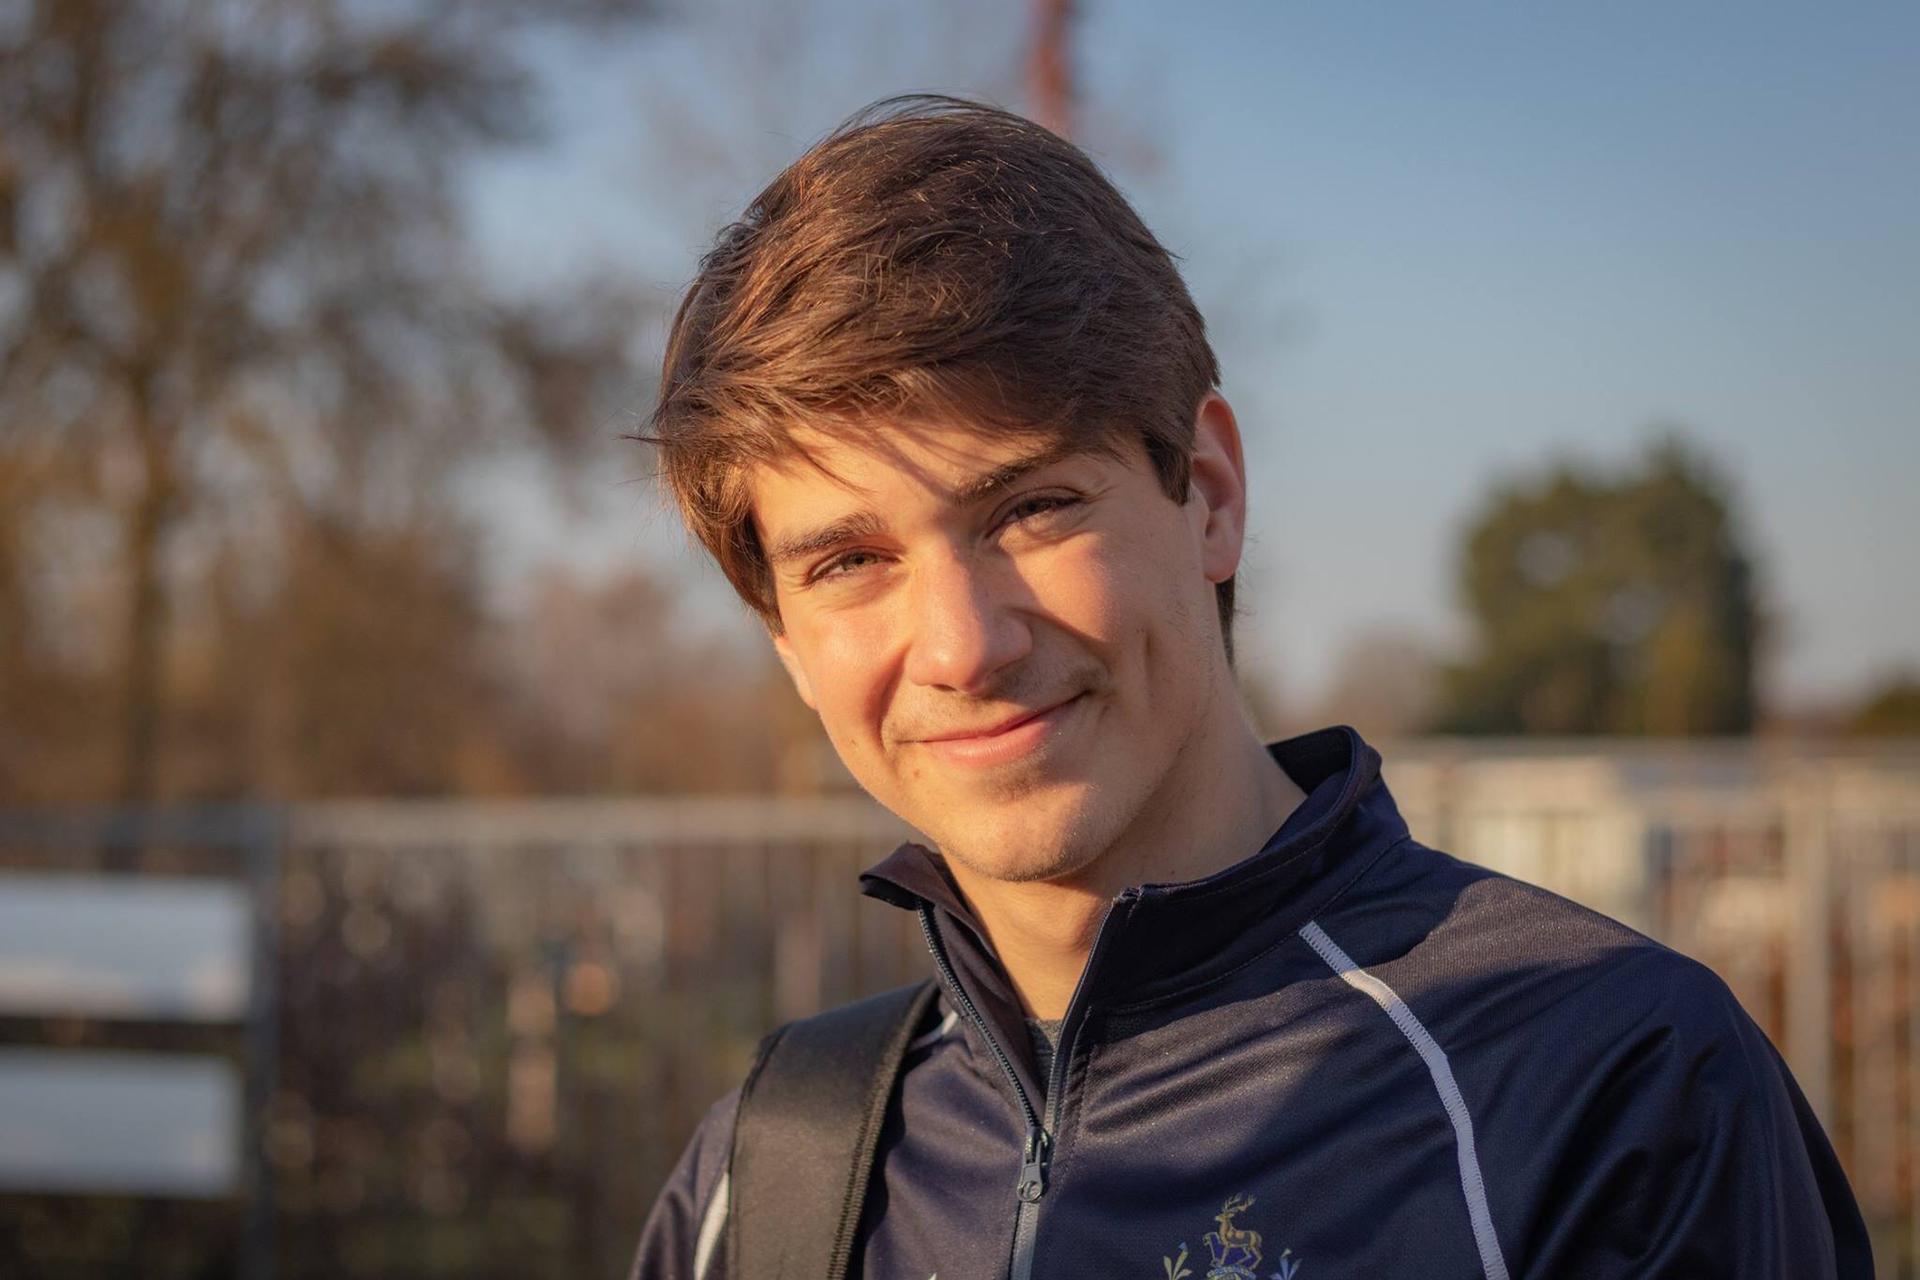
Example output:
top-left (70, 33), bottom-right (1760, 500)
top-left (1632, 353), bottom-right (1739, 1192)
top-left (466, 0), bottom-right (1918, 710)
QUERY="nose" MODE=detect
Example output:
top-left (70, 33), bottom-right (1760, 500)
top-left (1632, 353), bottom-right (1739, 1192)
top-left (902, 546), bottom-right (1033, 694)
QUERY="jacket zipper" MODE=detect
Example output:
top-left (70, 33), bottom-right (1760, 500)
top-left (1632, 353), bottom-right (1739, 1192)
top-left (917, 895), bottom-right (1134, 1280)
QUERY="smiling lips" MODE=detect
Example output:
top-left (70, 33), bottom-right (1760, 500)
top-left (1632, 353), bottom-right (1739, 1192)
top-left (913, 693), bottom-right (1085, 767)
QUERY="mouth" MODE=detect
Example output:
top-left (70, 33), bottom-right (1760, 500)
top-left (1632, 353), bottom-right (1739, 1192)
top-left (912, 692), bottom-right (1086, 767)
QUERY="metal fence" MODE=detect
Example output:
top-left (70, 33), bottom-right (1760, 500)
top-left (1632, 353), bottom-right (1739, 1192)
top-left (2, 741), bottom-right (1917, 1277)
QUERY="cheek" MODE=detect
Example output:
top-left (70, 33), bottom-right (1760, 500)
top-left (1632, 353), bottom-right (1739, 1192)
top-left (791, 612), bottom-right (899, 748)
top-left (1033, 520), bottom-right (1190, 643)
top-left (1005, 535), bottom-right (1124, 645)
top-left (1051, 514), bottom-right (1214, 708)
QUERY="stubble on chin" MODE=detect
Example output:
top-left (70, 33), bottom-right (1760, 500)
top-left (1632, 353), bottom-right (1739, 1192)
top-left (927, 782), bottom-right (1116, 888)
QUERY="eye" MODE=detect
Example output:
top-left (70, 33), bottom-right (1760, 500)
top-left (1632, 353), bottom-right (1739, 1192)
top-left (810, 549), bottom-right (885, 583)
top-left (1002, 493), bottom-right (1080, 526)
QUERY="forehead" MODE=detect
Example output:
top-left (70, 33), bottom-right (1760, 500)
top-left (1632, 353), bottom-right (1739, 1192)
top-left (747, 422), bottom-right (1125, 532)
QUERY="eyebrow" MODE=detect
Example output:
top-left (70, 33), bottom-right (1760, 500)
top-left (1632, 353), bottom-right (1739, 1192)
top-left (763, 441), bottom-right (1089, 571)
top-left (948, 440), bottom-right (1085, 505)
top-left (765, 510), bottom-right (890, 570)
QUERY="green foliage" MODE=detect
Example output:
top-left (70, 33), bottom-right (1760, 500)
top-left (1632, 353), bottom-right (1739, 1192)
top-left (1436, 436), bottom-right (1761, 735)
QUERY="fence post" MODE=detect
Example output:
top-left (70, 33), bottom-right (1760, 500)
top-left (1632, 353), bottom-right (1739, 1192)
top-left (242, 806), bottom-right (284, 1280)
top-left (1784, 765), bottom-right (1834, 1130)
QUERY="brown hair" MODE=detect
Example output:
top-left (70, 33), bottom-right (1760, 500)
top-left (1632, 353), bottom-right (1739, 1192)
top-left (645, 95), bottom-right (1233, 656)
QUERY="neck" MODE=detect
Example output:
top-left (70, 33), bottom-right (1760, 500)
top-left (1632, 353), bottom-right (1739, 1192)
top-left (946, 703), bottom-right (1307, 1020)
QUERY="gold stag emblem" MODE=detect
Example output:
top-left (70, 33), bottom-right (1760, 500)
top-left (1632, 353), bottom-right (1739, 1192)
top-left (1160, 1192), bottom-right (1300, 1280)
top-left (1208, 1192), bottom-right (1262, 1263)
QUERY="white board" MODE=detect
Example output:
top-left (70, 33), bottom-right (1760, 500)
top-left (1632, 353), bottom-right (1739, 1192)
top-left (0, 1048), bottom-right (240, 1197)
top-left (0, 875), bottom-right (251, 1022)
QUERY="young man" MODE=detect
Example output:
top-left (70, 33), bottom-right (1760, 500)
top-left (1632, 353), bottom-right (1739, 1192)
top-left (630, 98), bottom-right (1870, 1279)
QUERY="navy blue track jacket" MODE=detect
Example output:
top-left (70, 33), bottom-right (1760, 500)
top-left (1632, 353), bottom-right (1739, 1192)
top-left (632, 726), bottom-right (1872, 1279)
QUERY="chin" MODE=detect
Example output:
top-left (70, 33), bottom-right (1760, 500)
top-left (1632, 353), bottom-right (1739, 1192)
top-left (921, 785), bottom-right (1118, 887)
top-left (945, 840), bottom-right (1090, 886)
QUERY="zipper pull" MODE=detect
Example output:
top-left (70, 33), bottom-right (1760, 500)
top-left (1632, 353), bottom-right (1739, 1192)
top-left (1017, 1125), bottom-right (1052, 1202)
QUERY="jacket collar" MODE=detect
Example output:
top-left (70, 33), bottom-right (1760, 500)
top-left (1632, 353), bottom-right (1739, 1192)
top-left (860, 725), bottom-right (1410, 1016)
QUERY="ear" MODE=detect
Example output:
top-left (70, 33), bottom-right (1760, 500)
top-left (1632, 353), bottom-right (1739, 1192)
top-left (1186, 391), bottom-right (1249, 584)
top-left (770, 629), bottom-right (816, 709)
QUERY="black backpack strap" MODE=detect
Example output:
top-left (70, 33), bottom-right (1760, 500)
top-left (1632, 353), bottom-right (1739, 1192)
top-left (727, 979), bottom-right (940, 1280)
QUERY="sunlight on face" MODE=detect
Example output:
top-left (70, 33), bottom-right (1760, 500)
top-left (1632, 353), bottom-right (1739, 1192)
top-left (752, 420), bottom-right (1230, 886)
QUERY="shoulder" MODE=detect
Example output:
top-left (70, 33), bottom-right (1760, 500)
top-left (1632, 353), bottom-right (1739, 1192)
top-left (1315, 837), bottom-right (1750, 1063)
top-left (757, 979), bottom-right (940, 1054)
top-left (1279, 841), bottom-right (1870, 1273)
top-left (682, 1086), bottom-right (743, 1201)
top-left (628, 1087), bottom-right (741, 1280)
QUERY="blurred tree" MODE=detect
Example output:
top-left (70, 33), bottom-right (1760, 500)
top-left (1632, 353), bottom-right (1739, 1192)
top-left (1846, 671), bottom-right (1920, 736)
top-left (632, 0), bottom-right (1027, 235)
top-left (494, 563), bottom-right (828, 794)
top-left (156, 531), bottom-right (823, 800)
top-left (0, 0), bottom-right (646, 805)
top-left (0, 439), bottom-right (118, 800)
top-left (1436, 436), bottom-right (1763, 736)
top-left (183, 512), bottom-right (516, 799)
top-left (1314, 626), bottom-right (1440, 742)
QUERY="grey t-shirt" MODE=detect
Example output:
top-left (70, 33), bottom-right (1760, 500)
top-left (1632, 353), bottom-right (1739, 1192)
top-left (1025, 1017), bottom-right (1064, 1096)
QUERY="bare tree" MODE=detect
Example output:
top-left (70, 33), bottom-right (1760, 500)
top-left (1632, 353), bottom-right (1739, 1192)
top-left (629, 0), bottom-right (1028, 246)
top-left (0, 0), bottom-right (648, 803)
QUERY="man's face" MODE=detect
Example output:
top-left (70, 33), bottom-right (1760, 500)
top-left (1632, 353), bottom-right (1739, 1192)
top-left (751, 399), bottom-right (1247, 887)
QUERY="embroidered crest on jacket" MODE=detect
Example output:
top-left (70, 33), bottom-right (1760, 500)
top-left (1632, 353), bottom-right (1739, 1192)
top-left (1160, 1193), bottom-right (1300, 1280)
